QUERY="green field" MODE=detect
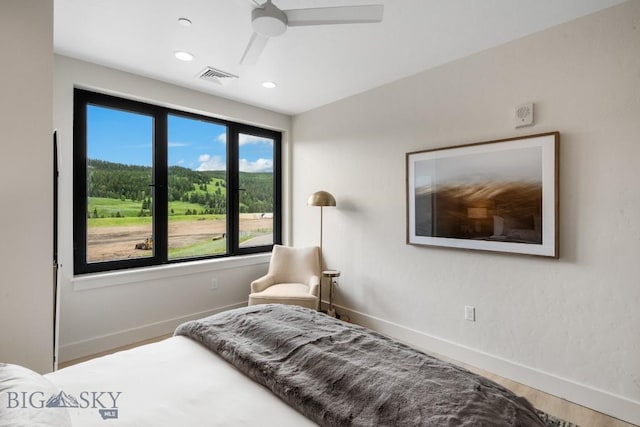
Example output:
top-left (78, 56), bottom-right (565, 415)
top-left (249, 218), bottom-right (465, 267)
top-left (88, 197), bottom-right (146, 219)
top-left (87, 214), bottom-right (228, 228)
top-left (87, 197), bottom-right (226, 227)
top-left (138, 235), bottom-right (256, 259)
top-left (85, 161), bottom-right (273, 261)
top-left (88, 175), bottom-right (227, 218)
top-left (168, 238), bottom-right (227, 259)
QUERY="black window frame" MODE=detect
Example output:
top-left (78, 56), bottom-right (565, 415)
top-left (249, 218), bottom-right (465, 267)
top-left (73, 89), bottom-right (281, 275)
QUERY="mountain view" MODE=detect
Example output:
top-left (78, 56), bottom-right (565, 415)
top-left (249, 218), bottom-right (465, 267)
top-left (86, 159), bottom-right (274, 262)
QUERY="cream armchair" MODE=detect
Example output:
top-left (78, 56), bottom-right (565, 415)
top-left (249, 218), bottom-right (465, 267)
top-left (248, 245), bottom-right (321, 310)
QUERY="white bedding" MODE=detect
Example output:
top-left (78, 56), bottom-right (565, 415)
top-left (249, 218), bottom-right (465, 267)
top-left (45, 336), bottom-right (316, 426)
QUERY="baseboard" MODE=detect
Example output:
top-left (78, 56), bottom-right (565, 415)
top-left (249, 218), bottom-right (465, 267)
top-left (335, 304), bottom-right (640, 426)
top-left (58, 301), bottom-right (247, 363)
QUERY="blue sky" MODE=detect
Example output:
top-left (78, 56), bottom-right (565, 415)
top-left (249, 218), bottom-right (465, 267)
top-left (87, 105), bottom-right (273, 172)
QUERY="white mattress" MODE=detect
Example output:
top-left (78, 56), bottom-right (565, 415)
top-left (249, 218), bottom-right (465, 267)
top-left (46, 336), bottom-right (316, 426)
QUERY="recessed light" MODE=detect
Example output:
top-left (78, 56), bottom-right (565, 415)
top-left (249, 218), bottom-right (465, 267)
top-left (174, 51), bottom-right (194, 61)
top-left (262, 81), bottom-right (277, 89)
top-left (178, 17), bottom-right (192, 27)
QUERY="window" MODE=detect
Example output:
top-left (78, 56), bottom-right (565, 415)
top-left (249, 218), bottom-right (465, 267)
top-left (73, 89), bottom-right (281, 274)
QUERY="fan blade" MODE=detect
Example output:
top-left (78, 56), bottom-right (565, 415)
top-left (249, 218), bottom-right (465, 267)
top-left (284, 4), bottom-right (383, 27)
top-left (240, 32), bottom-right (269, 65)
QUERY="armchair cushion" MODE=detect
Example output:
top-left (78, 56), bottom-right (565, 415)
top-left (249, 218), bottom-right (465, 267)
top-left (249, 283), bottom-right (318, 309)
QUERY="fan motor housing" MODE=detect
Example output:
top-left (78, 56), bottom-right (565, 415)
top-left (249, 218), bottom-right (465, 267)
top-left (252, 3), bottom-right (288, 37)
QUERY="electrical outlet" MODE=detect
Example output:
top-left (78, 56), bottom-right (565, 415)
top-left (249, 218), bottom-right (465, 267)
top-left (464, 306), bottom-right (476, 322)
top-left (211, 278), bottom-right (219, 291)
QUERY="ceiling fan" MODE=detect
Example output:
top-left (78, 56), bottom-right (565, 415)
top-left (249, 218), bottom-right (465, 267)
top-left (240, 0), bottom-right (384, 65)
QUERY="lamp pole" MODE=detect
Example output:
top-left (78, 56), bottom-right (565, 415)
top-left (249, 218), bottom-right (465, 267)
top-left (307, 191), bottom-right (336, 313)
top-left (318, 205), bottom-right (324, 311)
top-left (319, 205), bottom-right (324, 269)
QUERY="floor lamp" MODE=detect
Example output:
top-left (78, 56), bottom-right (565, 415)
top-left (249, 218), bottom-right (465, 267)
top-left (307, 190), bottom-right (336, 311)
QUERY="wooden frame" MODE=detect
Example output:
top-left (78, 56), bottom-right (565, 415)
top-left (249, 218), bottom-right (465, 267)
top-left (406, 132), bottom-right (559, 258)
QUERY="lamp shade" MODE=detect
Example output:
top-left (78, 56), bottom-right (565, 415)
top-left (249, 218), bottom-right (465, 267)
top-left (307, 191), bottom-right (336, 207)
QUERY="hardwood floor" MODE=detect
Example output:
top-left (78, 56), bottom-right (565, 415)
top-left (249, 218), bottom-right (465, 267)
top-left (58, 335), bottom-right (637, 427)
top-left (57, 334), bottom-right (171, 369)
top-left (457, 363), bottom-right (637, 427)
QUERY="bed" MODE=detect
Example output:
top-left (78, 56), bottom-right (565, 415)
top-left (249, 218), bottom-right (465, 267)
top-left (1, 304), bottom-right (556, 426)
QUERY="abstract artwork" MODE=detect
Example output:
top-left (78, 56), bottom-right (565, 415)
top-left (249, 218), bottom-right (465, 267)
top-left (406, 132), bottom-right (559, 257)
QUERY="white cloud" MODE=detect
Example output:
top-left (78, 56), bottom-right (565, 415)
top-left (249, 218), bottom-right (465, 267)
top-left (196, 154), bottom-right (226, 171)
top-left (216, 132), bottom-right (273, 146)
top-left (216, 133), bottom-right (273, 145)
top-left (239, 134), bottom-right (273, 146)
top-left (239, 158), bottom-right (273, 173)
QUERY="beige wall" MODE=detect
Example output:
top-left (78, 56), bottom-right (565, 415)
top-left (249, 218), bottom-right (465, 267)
top-left (0, 0), bottom-right (54, 373)
top-left (292, 1), bottom-right (640, 424)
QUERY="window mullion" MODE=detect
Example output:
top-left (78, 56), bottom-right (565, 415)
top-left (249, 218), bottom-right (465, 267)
top-left (154, 111), bottom-right (168, 263)
top-left (273, 132), bottom-right (282, 246)
top-left (227, 125), bottom-right (240, 254)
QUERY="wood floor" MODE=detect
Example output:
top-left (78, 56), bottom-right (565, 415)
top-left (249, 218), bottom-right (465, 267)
top-left (57, 334), bottom-right (172, 369)
top-left (59, 336), bottom-right (637, 427)
top-left (453, 361), bottom-right (637, 427)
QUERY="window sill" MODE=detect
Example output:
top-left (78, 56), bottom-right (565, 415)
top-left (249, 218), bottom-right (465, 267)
top-left (71, 253), bottom-right (271, 292)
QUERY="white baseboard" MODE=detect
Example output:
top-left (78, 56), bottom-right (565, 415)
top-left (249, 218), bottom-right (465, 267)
top-left (58, 301), bottom-right (247, 363)
top-left (335, 304), bottom-right (640, 426)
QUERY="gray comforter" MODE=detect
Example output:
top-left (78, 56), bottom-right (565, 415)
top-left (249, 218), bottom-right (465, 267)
top-left (175, 304), bottom-right (545, 426)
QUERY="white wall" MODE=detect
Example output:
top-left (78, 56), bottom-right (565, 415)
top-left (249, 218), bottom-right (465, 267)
top-left (54, 56), bottom-right (291, 362)
top-left (0, 0), bottom-right (54, 373)
top-left (292, 2), bottom-right (640, 424)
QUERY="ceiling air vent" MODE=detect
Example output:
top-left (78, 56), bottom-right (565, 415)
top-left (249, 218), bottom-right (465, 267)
top-left (197, 67), bottom-right (239, 86)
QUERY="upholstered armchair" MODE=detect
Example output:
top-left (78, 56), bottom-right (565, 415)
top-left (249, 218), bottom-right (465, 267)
top-left (248, 245), bottom-right (321, 310)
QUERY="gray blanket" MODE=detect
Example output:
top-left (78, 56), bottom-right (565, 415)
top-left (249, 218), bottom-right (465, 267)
top-left (175, 304), bottom-right (545, 426)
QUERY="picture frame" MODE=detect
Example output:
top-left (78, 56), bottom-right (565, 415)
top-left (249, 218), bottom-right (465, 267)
top-left (406, 132), bottom-right (559, 258)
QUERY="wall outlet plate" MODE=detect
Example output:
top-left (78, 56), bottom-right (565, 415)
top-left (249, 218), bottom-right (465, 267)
top-left (464, 306), bottom-right (476, 322)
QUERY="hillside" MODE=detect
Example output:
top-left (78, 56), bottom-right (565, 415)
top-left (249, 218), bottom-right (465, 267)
top-left (87, 159), bottom-right (273, 217)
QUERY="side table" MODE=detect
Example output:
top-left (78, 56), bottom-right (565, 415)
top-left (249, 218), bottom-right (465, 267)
top-left (322, 270), bottom-right (340, 317)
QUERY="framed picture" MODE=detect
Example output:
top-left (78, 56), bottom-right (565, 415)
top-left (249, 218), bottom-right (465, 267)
top-left (406, 132), bottom-right (559, 258)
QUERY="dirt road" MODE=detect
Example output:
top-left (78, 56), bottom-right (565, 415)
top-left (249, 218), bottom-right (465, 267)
top-left (87, 217), bottom-right (272, 262)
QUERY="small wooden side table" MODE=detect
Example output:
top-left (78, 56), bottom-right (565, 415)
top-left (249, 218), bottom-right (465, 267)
top-left (322, 270), bottom-right (341, 318)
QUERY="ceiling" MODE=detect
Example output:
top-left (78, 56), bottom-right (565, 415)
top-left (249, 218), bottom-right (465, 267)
top-left (54, 0), bottom-right (626, 115)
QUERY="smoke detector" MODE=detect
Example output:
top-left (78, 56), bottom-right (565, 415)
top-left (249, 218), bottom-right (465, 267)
top-left (514, 102), bottom-right (534, 128)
